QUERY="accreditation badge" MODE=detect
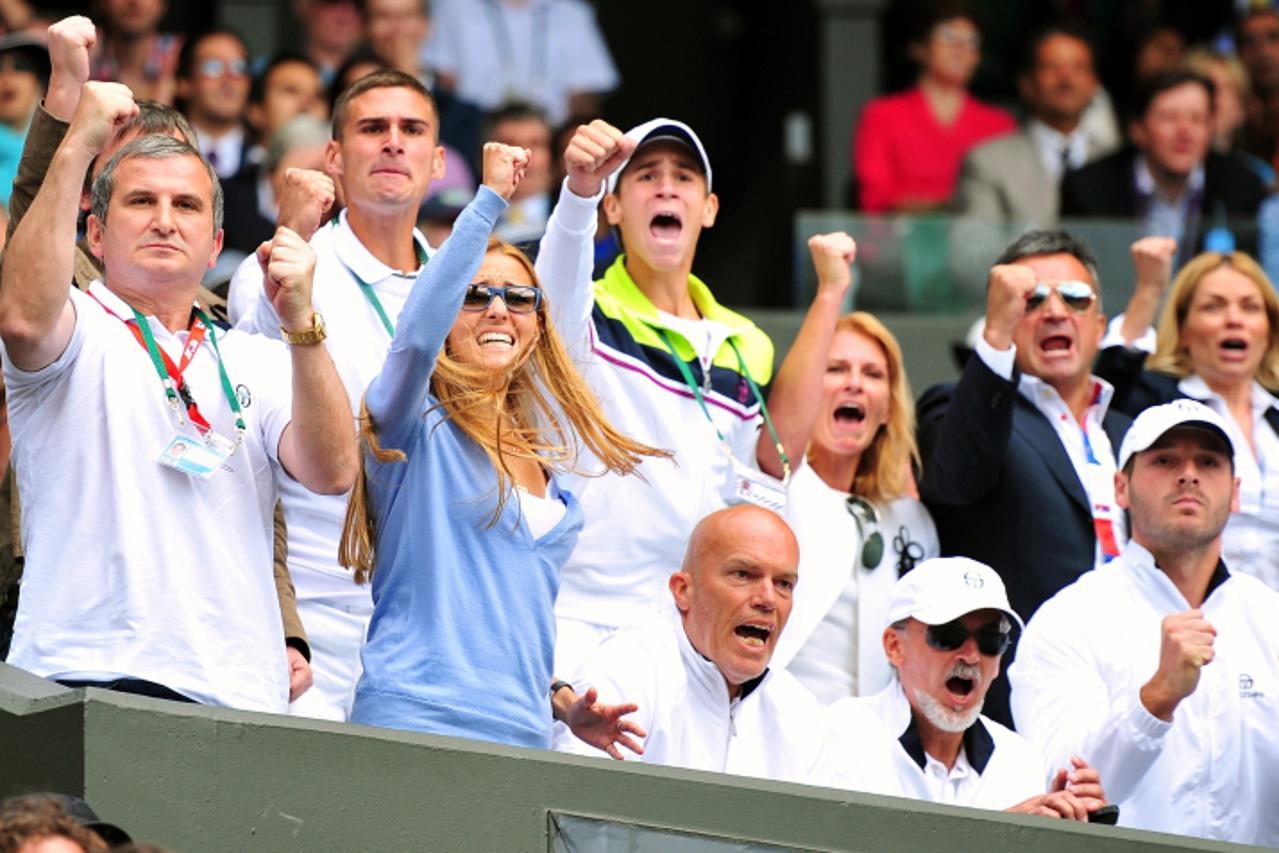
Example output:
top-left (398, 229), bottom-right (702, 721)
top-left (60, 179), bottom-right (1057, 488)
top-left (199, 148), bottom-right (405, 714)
top-left (158, 433), bottom-right (232, 480)
top-left (721, 452), bottom-right (788, 515)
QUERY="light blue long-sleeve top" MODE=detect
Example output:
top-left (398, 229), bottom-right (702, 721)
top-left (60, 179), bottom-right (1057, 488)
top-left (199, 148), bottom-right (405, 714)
top-left (350, 186), bottom-right (583, 748)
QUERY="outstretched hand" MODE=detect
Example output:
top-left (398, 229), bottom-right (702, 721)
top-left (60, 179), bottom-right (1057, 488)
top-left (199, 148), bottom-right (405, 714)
top-left (481, 141), bottom-right (530, 201)
top-left (565, 686), bottom-right (646, 760)
top-left (564, 119), bottom-right (635, 199)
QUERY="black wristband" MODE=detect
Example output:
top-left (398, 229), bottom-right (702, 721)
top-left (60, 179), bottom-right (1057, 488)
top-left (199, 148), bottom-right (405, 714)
top-left (549, 679), bottom-right (573, 699)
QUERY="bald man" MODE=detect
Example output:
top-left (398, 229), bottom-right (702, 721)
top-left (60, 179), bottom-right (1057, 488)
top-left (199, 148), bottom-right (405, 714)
top-left (552, 506), bottom-right (838, 783)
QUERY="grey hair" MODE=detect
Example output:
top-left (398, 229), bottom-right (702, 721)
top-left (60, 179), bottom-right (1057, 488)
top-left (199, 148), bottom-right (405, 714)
top-left (265, 114), bottom-right (332, 175)
top-left (995, 229), bottom-right (1103, 307)
top-left (90, 136), bottom-right (224, 234)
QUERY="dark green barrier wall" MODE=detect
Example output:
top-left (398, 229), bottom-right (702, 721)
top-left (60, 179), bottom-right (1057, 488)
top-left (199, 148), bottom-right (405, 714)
top-left (1, 664), bottom-right (1257, 853)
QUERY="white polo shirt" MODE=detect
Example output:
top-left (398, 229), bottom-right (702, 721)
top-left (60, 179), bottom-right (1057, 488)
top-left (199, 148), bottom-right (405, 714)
top-left (823, 681), bottom-right (1048, 809)
top-left (552, 608), bottom-right (828, 785)
top-left (1010, 540), bottom-right (1279, 845)
top-left (4, 283), bottom-right (294, 711)
top-left (228, 212), bottom-right (432, 601)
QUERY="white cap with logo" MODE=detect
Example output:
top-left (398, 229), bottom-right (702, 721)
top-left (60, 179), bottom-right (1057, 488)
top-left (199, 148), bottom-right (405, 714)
top-left (606, 117), bottom-right (713, 194)
top-left (1116, 399), bottom-right (1235, 471)
top-left (884, 557), bottom-right (1024, 632)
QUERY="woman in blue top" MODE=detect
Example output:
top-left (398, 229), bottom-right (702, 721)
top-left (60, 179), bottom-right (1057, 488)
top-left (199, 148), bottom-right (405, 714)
top-left (340, 143), bottom-right (661, 749)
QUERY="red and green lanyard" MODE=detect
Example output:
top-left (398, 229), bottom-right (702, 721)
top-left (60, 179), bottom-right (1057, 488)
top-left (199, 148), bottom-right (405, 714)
top-left (92, 293), bottom-right (245, 442)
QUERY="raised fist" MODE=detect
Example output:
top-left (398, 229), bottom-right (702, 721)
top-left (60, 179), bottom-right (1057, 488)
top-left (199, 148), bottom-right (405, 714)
top-left (481, 142), bottom-right (530, 201)
top-left (565, 119), bottom-right (635, 198)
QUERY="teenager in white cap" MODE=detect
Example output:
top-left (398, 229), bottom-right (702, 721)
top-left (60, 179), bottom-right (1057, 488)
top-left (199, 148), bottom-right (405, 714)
top-left (823, 557), bottom-right (1108, 820)
top-left (1011, 399), bottom-right (1279, 844)
top-left (533, 119), bottom-right (786, 680)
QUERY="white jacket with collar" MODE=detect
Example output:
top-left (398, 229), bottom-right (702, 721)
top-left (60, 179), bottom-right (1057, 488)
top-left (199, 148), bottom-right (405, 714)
top-left (1010, 540), bottom-right (1279, 845)
top-left (552, 608), bottom-right (827, 784)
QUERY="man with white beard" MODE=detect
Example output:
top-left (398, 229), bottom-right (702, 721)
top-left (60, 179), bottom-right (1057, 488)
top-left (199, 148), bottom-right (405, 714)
top-left (822, 558), bottom-right (1109, 820)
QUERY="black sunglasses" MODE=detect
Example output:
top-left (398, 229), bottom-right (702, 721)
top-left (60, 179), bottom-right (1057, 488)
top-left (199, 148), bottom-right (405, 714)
top-left (925, 619), bottom-right (1012, 657)
top-left (461, 283), bottom-right (543, 315)
top-left (844, 495), bottom-right (884, 568)
top-left (1025, 280), bottom-right (1096, 314)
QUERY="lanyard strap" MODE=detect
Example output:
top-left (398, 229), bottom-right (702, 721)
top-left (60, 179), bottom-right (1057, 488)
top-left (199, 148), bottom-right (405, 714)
top-left (90, 292), bottom-right (244, 438)
top-left (337, 229), bottom-right (428, 338)
top-left (655, 327), bottom-right (791, 481)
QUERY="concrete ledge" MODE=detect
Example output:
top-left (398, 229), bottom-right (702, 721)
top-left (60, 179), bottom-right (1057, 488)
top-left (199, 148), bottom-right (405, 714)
top-left (1, 663), bottom-right (1260, 852)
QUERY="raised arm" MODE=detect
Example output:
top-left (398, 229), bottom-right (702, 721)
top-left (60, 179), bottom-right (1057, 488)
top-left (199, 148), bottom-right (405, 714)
top-left (3, 16), bottom-right (93, 249)
top-left (0, 82), bottom-right (137, 372)
top-left (920, 264), bottom-right (1035, 504)
top-left (1117, 237), bottom-right (1175, 346)
top-left (231, 168), bottom-right (336, 330)
top-left (364, 143), bottom-right (523, 450)
top-left (534, 120), bottom-right (634, 352)
top-left (267, 226), bottom-right (358, 495)
top-left (756, 233), bottom-right (855, 478)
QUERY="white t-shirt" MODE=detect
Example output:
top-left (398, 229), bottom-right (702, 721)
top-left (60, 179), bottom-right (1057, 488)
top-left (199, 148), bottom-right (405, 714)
top-left (4, 283), bottom-right (294, 711)
top-left (228, 212), bottom-right (431, 602)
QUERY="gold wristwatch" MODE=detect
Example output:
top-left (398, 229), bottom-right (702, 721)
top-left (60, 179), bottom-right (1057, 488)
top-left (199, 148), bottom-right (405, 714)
top-left (280, 312), bottom-right (326, 346)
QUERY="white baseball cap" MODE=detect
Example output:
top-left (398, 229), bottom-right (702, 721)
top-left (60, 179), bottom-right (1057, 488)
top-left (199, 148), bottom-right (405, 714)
top-left (884, 557), bottom-right (1024, 632)
top-left (606, 117), bottom-right (712, 194)
top-left (1117, 399), bottom-right (1235, 471)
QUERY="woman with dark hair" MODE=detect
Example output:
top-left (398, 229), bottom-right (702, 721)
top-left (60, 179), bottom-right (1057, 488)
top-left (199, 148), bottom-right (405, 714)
top-left (340, 142), bottom-right (663, 748)
top-left (1098, 245), bottom-right (1279, 589)
top-left (759, 233), bottom-right (938, 702)
top-left (852, 2), bottom-right (1014, 213)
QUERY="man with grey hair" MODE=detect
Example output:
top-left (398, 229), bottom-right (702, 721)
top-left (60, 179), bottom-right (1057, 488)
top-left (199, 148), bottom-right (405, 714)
top-left (824, 557), bottom-right (1108, 820)
top-left (0, 16), bottom-right (312, 697)
top-left (917, 229), bottom-right (1132, 726)
top-left (0, 80), bottom-right (356, 711)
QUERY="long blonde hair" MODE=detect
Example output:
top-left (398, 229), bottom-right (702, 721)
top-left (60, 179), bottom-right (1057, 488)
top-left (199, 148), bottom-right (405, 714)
top-left (340, 238), bottom-right (668, 583)
top-left (832, 312), bottom-right (919, 504)
top-left (1145, 251), bottom-right (1279, 390)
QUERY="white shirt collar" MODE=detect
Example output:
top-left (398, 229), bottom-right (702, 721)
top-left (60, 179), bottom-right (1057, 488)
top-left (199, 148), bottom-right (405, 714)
top-left (1016, 371), bottom-right (1115, 417)
top-left (1026, 118), bottom-right (1089, 176)
top-left (331, 209), bottom-right (432, 285)
top-left (1178, 373), bottom-right (1279, 416)
top-left (1134, 155), bottom-right (1205, 200)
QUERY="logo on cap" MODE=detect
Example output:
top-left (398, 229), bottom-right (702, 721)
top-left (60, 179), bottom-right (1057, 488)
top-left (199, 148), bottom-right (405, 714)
top-left (963, 571), bottom-right (985, 589)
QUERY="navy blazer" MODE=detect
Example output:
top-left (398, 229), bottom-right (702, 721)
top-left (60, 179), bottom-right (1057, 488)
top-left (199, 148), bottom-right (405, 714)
top-left (918, 355), bottom-right (1131, 727)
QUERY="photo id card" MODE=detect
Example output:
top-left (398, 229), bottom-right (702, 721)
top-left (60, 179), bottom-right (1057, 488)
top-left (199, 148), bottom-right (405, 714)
top-left (158, 433), bottom-right (231, 479)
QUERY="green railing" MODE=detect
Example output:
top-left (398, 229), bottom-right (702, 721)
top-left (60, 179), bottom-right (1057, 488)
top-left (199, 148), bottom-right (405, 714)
top-left (0, 664), bottom-right (1258, 853)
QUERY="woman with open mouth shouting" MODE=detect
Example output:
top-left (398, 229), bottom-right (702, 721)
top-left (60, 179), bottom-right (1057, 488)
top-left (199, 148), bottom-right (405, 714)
top-left (761, 231), bottom-right (939, 704)
top-left (338, 141), bottom-right (664, 749)
top-left (1096, 238), bottom-right (1279, 590)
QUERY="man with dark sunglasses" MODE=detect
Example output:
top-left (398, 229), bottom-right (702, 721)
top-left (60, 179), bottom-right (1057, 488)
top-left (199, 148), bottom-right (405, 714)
top-left (1011, 400), bottom-right (1279, 845)
top-left (824, 557), bottom-right (1108, 820)
top-left (918, 229), bottom-right (1131, 727)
